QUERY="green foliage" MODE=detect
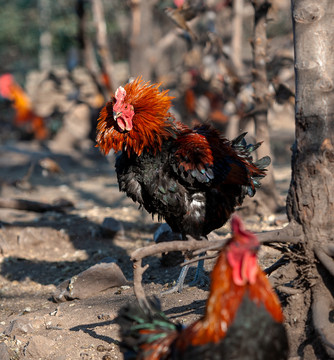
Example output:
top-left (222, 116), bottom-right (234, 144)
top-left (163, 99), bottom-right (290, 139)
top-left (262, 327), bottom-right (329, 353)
top-left (0, 1), bottom-right (40, 72)
top-left (0, 0), bottom-right (130, 76)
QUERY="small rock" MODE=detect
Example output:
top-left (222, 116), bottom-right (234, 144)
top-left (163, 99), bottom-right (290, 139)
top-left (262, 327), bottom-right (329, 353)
top-left (0, 342), bottom-right (10, 360)
top-left (97, 314), bottom-right (111, 321)
top-left (24, 335), bottom-right (55, 359)
top-left (101, 217), bottom-right (124, 238)
top-left (53, 259), bottom-right (128, 302)
top-left (97, 344), bottom-right (108, 352)
top-left (18, 227), bottom-right (44, 247)
top-left (4, 318), bottom-right (34, 336)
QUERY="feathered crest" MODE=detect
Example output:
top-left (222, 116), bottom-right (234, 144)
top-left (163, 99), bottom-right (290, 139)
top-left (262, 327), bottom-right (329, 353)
top-left (96, 77), bottom-right (176, 156)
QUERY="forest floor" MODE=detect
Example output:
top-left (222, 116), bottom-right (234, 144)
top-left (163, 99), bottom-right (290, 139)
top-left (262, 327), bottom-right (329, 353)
top-left (0, 116), bottom-right (296, 360)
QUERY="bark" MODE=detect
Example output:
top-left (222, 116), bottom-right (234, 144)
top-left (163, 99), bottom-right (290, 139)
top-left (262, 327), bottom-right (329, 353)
top-left (286, 0), bottom-right (334, 357)
top-left (251, 0), bottom-right (283, 212)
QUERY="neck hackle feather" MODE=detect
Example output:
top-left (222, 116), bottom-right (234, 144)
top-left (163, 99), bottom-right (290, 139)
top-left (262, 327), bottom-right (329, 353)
top-left (96, 77), bottom-right (176, 157)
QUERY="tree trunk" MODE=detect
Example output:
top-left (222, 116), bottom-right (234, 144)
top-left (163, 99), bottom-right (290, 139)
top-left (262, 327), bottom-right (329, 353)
top-left (231, 0), bottom-right (245, 77)
top-left (286, 0), bottom-right (334, 357)
top-left (251, 0), bottom-right (283, 212)
top-left (129, 0), bottom-right (155, 79)
top-left (77, 0), bottom-right (98, 73)
top-left (38, 0), bottom-right (52, 71)
top-left (91, 0), bottom-right (115, 94)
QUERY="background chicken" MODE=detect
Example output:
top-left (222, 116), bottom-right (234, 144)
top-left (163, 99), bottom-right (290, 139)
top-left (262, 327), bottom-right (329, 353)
top-left (118, 216), bottom-right (289, 360)
top-left (96, 77), bottom-right (270, 292)
top-left (0, 73), bottom-right (48, 140)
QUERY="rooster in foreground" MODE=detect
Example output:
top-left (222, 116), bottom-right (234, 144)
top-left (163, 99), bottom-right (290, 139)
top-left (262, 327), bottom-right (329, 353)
top-left (118, 216), bottom-right (289, 360)
top-left (96, 77), bottom-right (270, 292)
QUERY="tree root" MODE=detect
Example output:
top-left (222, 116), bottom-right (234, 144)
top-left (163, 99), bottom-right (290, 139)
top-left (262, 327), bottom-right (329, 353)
top-left (315, 246), bottom-right (334, 278)
top-left (257, 220), bottom-right (304, 244)
top-left (325, 243), bottom-right (334, 257)
top-left (312, 283), bottom-right (334, 357)
top-left (276, 285), bottom-right (302, 296)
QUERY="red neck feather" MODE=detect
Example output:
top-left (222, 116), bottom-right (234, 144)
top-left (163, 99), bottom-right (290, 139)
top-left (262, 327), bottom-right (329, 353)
top-left (96, 77), bottom-right (176, 156)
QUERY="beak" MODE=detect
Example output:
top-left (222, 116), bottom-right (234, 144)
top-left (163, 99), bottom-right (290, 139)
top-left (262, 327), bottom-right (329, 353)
top-left (113, 111), bottom-right (121, 120)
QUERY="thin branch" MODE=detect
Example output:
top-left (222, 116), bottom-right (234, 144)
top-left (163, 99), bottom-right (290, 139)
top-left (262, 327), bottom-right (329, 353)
top-left (312, 283), bottom-right (334, 357)
top-left (131, 239), bottom-right (225, 262)
top-left (314, 246), bottom-right (334, 277)
top-left (133, 260), bottom-right (150, 310)
top-left (180, 253), bottom-right (219, 267)
top-left (264, 256), bottom-right (289, 275)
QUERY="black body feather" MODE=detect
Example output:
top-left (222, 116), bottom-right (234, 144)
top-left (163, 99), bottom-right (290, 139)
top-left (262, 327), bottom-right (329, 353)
top-left (115, 129), bottom-right (269, 239)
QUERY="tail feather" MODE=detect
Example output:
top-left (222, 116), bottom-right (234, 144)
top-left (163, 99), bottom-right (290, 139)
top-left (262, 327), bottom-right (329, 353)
top-left (231, 134), bottom-right (271, 197)
top-left (254, 156), bottom-right (271, 170)
top-left (117, 297), bottom-right (179, 359)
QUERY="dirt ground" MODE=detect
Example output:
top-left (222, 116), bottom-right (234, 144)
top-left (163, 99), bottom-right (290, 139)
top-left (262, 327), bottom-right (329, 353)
top-left (0, 118), bottom-right (294, 360)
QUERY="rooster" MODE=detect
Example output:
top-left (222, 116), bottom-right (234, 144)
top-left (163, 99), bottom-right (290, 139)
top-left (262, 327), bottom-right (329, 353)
top-left (96, 77), bottom-right (270, 292)
top-left (118, 216), bottom-right (289, 360)
top-left (0, 73), bottom-right (48, 140)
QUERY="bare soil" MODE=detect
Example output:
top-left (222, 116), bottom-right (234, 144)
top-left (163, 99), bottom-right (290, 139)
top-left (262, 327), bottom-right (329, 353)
top-left (0, 135), bottom-right (297, 360)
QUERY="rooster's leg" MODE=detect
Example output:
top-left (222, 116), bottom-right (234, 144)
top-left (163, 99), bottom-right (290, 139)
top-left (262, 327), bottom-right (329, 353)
top-left (188, 255), bottom-right (209, 287)
top-left (162, 254), bottom-right (209, 294)
top-left (162, 262), bottom-right (190, 294)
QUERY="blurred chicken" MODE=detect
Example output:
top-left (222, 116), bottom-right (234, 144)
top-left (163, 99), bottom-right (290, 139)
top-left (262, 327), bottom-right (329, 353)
top-left (0, 73), bottom-right (48, 140)
top-left (118, 216), bottom-right (289, 360)
top-left (164, 0), bottom-right (205, 40)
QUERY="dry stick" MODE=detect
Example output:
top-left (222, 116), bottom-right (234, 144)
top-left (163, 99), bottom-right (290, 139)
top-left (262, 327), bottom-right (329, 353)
top-left (131, 224), bottom-right (304, 306)
top-left (180, 253), bottom-right (219, 267)
top-left (312, 284), bottom-right (334, 355)
top-left (131, 239), bottom-right (225, 262)
top-left (133, 260), bottom-right (150, 310)
top-left (314, 247), bottom-right (334, 278)
top-left (131, 239), bottom-right (226, 307)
